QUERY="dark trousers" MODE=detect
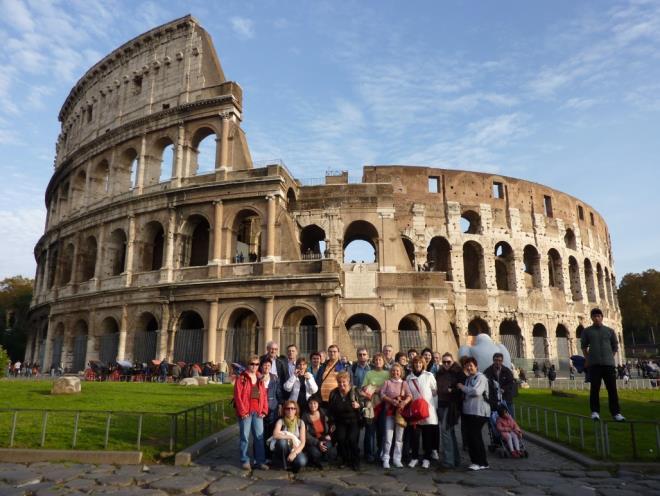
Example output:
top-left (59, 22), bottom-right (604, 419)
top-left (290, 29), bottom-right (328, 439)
top-left (463, 414), bottom-right (488, 466)
top-left (410, 424), bottom-right (436, 461)
top-left (589, 365), bottom-right (621, 416)
top-left (333, 420), bottom-right (361, 469)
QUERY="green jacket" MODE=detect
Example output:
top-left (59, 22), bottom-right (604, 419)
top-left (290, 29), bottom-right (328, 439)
top-left (580, 324), bottom-right (618, 367)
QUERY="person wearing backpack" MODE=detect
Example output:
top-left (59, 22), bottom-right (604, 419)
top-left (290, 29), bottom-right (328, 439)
top-left (405, 356), bottom-right (438, 469)
top-left (548, 365), bottom-right (557, 388)
top-left (457, 356), bottom-right (490, 471)
top-left (484, 352), bottom-right (515, 415)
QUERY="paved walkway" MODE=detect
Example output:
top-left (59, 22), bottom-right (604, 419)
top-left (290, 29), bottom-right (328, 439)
top-left (1, 428), bottom-right (659, 496)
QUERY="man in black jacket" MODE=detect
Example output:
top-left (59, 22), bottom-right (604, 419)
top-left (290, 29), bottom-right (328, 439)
top-left (483, 352), bottom-right (516, 415)
top-left (260, 341), bottom-right (289, 398)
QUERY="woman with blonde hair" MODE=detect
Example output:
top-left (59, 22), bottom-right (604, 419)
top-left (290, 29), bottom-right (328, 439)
top-left (272, 400), bottom-right (308, 473)
top-left (379, 363), bottom-right (412, 468)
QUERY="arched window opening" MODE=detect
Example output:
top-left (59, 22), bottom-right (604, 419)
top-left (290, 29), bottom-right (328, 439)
top-left (494, 241), bottom-right (515, 291)
top-left (398, 314), bottom-right (432, 351)
top-left (114, 148), bottom-right (138, 193)
top-left (547, 249), bottom-right (563, 290)
top-left (47, 246), bottom-right (58, 289)
top-left (233, 210), bottom-right (262, 262)
top-left (300, 225), bottom-right (326, 259)
top-left (426, 236), bottom-right (451, 277)
top-left (286, 188), bottom-right (297, 212)
top-left (192, 128), bottom-right (216, 175)
top-left (463, 241), bottom-right (485, 289)
top-left (584, 259), bottom-right (597, 303)
top-left (596, 263), bottom-right (606, 301)
top-left (72, 320), bottom-right (89, 372)
top-left (59, 243), bottom-right (75, 286)
top-left (280, 307), bottom-right (318, 357)
top-left (401, 237), bottom-right (415, 269)
top-left (91, 160), bottom-right (110, 198)
top-left (133, 312), bottom-right (159, 364)
top-left (532, 324), bottom-right (548, 359)
top-left (79, 236), bottom-right (97, 281)
top-left (182, 215), bottom-right (210, 267)
top-left (499, 320), bottom-right (522, 359)
top-left (98, 317), bottom-right (119, 365)
top-left (142, 222), bottom-right (165, 271)
top-left (576, 324), bottom-right (584, 352)
top-left (106, 229), bottom-right (127, 277)
top-left (556, 324), bottom-right (570, 362)
top-left (72, 169), bottom-right (86, 210)
top-left (343, 220), bottom-right (379, 264)
top-left (346, 314), bottom-right (382, 357)
top-left (225, 308), bottom-right (260, 364)
top-left (460, 210), bottom-right (481, 234)
top-left (604, 268), bottom-right (614, 305)
top-left (468, 317), bottom-right (490, 336)
top-left (159, 141), bottom-right (175, 183)
top-left (564, 229), bottom-right (577, 250)
top-left (174, 311), bottom-right (205, 364)
top-left (568, 256), bottom-right (582, 301)
top-left (523, 245), bottom-right (542, 289)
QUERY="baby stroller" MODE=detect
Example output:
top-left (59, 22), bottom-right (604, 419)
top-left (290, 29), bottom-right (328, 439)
top-left (490, 404), bottom-right (529, 458)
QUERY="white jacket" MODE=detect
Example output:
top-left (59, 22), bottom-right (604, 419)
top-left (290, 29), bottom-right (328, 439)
top-left (406, 371), bottom-right (438, 425)
top-left (283, 372), bottom-right (318, 402)
top-left (462, 372), bottom-right (491, 417)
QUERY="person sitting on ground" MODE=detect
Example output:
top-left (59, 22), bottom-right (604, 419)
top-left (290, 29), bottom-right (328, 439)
top-left (272, 400), bottom-right (308, 473)
top-left (302, 394), bottom-right (336, 468)
top-left (495, 405), bottom-right (524, 458)
top-left (284, 357), bottom-right (318, 413)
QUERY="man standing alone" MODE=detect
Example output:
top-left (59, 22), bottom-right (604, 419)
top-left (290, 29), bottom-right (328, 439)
top-left (581, 308), bottom-right (625, 422)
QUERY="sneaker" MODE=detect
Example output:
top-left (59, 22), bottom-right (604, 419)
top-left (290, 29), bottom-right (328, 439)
top-left (613, 413), bottom-right (626, 422)
top-left (421, 459), bottom-right (430, 469)
top-left (591, 412), bottom-right (600, 420)
top-left (408, 459), bottom-right (419, 468)
top-left (392, 460), bottom-right (404, 468)
top-left (511, 451), bottom-right (519, 458)
top-left (383, 460), bottom-right (390, 469)
top-left (468, 464), bottom-right (481, 471)
top-left (241, 462), bottom-right (251, 470)
top-left (431, 450), bottom-right (440, 460)
top-left (479, 465), bottom-right (490, 470)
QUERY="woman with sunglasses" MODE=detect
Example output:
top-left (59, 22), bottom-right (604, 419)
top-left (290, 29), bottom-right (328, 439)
top-left (435, 352), bottom-right (465, 469)
top-left (234, 354), bottom-right (269, 470)
top-left (272, 400), bottom-right (308, 473)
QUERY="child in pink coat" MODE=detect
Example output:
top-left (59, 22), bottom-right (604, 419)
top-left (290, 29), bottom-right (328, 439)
top-left (495, 406), bottom-right (524, 457)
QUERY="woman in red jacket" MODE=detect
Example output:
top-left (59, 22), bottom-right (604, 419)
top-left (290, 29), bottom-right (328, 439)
top-left (234, 354), bottom-right (269, 470)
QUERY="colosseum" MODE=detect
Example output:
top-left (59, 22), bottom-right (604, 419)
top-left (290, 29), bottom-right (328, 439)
top-left (25, 15), bottom-right (623, 373)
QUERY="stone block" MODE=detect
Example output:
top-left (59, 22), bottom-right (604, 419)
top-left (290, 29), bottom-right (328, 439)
top-left (195, 376), bottom-right (209, 385)
top-left (51, 376), bottom-right (81, 395)
top-left (179, 378), bottom-right (198, 386)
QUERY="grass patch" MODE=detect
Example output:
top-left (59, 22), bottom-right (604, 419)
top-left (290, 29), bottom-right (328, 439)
top-left (0, 380), bottom-right (236, 462)
top-left (516, 388), bottom-right (660, 462)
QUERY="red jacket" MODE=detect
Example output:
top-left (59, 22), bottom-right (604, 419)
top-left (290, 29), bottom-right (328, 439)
top-left (234, 371), bottom-right (268, 418)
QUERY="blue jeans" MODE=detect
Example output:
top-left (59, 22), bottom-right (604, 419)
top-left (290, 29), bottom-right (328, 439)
top-left (275, 439), bottom-right (307, 472)
top-left (364, 422), bottom-right (377, 461)
top-left (238, 412), bottom-right (266, 465)
top-left (438, 406), bottom-right (460, 467)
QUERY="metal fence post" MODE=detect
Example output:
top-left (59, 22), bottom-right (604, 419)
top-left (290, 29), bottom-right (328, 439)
top-left (544, 410), bottom-right (549, 436)
top-left (603, 422), bottom-right (610, 458)
top-left (9, 411), bottom-right (18, 447)
top-left (72, 412), bottom-right (80, 448)
top-left (104, 413), bottom-right (112, 449)
top-left (554, 412), bottom-right (559, 439)
top-left (566, 416), bottom-right (571, 445)
top-left (535, 408), bottom-right (539, 432)
top-left (630, 422), bottom-right (637, 459)
top-left (40, 411), bottom-right (49, 447)
top-left (136, 414), bottom-right (143, 450)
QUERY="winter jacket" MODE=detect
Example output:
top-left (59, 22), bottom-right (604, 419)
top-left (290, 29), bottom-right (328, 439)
top-left (233, 371), bottom-right (268, 418)
top-left (461, 372), bottom-right (491, 417)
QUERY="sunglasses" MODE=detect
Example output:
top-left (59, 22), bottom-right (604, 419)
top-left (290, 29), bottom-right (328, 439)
top-left (442, 361), bottom-right (452, 364)
top-left (249, 363), bottom-right (259, 366)
top-left (284, 407), bottom-right (296, 411)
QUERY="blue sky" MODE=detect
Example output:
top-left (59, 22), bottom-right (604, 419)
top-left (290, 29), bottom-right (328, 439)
top-left (0, 0), bottom-right (658, 280)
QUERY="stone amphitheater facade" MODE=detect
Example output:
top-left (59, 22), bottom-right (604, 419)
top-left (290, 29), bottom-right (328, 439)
top-left (26, 16), bottom-right (623, 372)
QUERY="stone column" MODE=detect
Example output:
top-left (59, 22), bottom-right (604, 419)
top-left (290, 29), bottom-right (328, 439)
top-left (264, 195), bottom-right (277, 261)
top-left (324, 295), bottom-right (334, 349)
top-left (70, 235), bottom-right (81, 285)
top-left (219, 114), bottom-right (230, 169)
top-left (135, 134), bottom-right (147, 194)
top-left (173, 123), bottom-right (185, 187)
top-left (117, 305), bottom-right (128, 361)
top-left (212, 200), bottom-right (223, 263)
top-left (157, 303), bottom-right (170, 361)
top-left (207, 300), bottom-right (218, 363)
top-left (125, 214), bottom-right (136, 286)
top-left (160, 207), bottom-right (176, 283)
top-left (42, 318), bottom-right (55, 372)
top-left (94, 224), bottom-right (105, 289)
top-left (263, 297), bottom-right (274, 352)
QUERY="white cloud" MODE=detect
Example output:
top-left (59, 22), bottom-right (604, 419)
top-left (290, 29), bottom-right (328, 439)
top-left (230, 16), bottom-right (255, 40)
top-left (561, 97), bottom-right (599, 110)
top-left (2, 0), bottom-right (35, 32)
top-left (0, 208), bottom-right (45, 279)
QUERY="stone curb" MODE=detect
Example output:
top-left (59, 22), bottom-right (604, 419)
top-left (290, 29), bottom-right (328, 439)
top-left (0, 448), bottom-right (142, 464)
top-left (175, 423), bottom-right (239, 466)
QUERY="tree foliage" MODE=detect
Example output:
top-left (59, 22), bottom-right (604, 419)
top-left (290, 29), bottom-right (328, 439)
top-left (0, 276), bottom-right (33, 361)
top-left (0, 346), bottom-right (9, 377)
top-left (618, 269), bottom-right (660, 336)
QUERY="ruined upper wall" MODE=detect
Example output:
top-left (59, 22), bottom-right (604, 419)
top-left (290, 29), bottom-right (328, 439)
top-left (55, 15), bottom-right (229, 167)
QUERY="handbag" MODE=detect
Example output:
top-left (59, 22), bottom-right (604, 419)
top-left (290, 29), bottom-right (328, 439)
top-left (402, 378), bottom-right (430, 424)
top-left (392, 381), bottom-right (407, 427)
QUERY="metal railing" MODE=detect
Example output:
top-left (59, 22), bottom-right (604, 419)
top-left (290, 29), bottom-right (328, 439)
top-left (0, 399), bottom-right (233, 456)
top-left (523, 377), bottom-right (658, 390)
top-left (515, 402), bottom-right (660, 461)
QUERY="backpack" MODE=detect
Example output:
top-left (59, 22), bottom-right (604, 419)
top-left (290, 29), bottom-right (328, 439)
top-left (483, 376), bottom-right (501, 410)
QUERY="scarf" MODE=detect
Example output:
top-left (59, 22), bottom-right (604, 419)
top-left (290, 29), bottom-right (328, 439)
top-left (283, 415), bottom-right (299, 434)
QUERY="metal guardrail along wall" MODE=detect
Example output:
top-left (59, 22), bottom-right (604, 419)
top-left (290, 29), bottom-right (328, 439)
top-left (523, 377), bottom-right (658, 390)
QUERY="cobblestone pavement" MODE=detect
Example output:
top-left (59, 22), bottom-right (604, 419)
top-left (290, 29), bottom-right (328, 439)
top-left (1, 429), bottom-right (659, 496)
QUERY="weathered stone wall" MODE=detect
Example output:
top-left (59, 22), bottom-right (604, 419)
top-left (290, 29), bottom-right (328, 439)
top-left (25, 16), bottom-right (623, 373)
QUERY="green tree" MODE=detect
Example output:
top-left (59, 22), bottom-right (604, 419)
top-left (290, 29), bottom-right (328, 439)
top-left (619, 269), bottom-right (660, 344)
top-left (0, 346), bottom-right (9, 377)
top-left (0, 276), bottom-right (33, 362)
